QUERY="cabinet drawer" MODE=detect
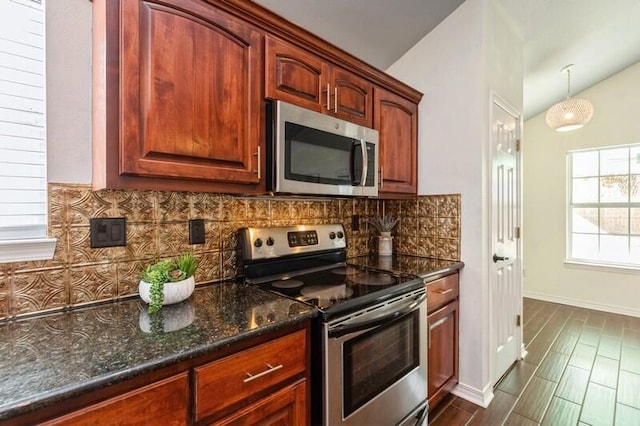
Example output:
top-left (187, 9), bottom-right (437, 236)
top-left (42, 373), bottom-right (189, 426)
top-left (426, 273), bottom-right (459, 312)
top-left (195, 329), bottom-right (307, 421)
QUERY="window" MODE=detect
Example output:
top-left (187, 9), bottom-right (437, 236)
top-left (567, 144), bottom-right (640, 268)
top-left (0, 0), bottom-right (55, 262)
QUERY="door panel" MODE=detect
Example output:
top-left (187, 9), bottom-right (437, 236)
top-left (491, 97), bottom-right (522, 383)
top-left (121, 1), bottom-right (261, 183)
top-left (265, 35), bottom-right (327, 112)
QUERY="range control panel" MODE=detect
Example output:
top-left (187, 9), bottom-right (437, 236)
top-left (239, 224), bottom-right (347, 261)
top-left (287, 230), bottom-right (318, 247)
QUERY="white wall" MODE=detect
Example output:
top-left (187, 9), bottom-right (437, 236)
top-left (47, 0), bottom-right (92, 183)
top-left (523, 61), bottom-right (640, 316)
top-left (387, 0), bottom-right (522, 406)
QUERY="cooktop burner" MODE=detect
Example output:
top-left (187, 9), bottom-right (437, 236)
top-left (330, 267), bottom-right (359, 276)
top-left (347, 271), bottom-right (395, 286)
top-left (272, 279), bottom-right (304, 289)
top-left (300, 284), bottom-right (354, 303)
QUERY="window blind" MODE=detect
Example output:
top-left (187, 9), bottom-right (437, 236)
top-left (0, 0), bottom-right (47, 241)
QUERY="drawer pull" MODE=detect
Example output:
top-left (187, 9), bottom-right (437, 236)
top-left (437, 288), bottom-right (453, 295)
top-left (243, 363), bottom-right (283, 383)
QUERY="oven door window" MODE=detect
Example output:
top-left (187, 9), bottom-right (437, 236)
top-left (285, 122), bottom-right (359, 185)
top-left (342, 311), bottom-right (420, 418)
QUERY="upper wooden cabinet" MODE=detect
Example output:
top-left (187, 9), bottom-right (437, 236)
top-left (93, 0), bottom-right (264, 193)
top-left (374, 86), bottom-right (418, 196)
top-left (265, 35), bottom-right (373, 127)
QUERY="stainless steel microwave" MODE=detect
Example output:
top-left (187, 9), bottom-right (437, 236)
top-left (266, 101), bottom-right (379, 197)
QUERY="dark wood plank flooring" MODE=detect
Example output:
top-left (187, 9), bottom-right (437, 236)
top-left (429, 297), bottom-right (640, 425)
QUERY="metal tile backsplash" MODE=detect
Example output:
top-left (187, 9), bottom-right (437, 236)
top-left (0, 184), bottom-right (461, 320)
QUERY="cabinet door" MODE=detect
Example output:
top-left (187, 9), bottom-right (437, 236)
top-left (331, 67), bottom-right (373, 127)
top-left (120, 0), bottom-right (262, 184)
top-left (427, 300), bottom-right (459, 409)
top-left (265, 35), bottom-right (328, 113)
top-left (42, 373), bottom-right (189, 426)
top-left (212, 379), bottom-right (307, 426)
top-left (373, 87), bottom-right (418, 195)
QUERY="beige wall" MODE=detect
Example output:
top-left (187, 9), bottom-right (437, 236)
top-left (387, 0), bottom-right (523, 407)
top-left (523, 60), bottom-right (640, 316)
top-left (47, 0), bottom-right (93, 183)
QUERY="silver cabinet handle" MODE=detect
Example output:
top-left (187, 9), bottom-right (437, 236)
top-left (243, 363), bottom-right (283, 383)
top-left (493, 254), bottom-right (509, 263)
top-left (255, 146), bottom-right (261, 180)
top-left (379, 167), bottom-right (384, 188)
top-left (437, 288), bottom-right (453, 295)
top-left (326, 83), bottom-right (331, 110)
top-left (359, 139), bottom-right (367, 187)
top-left (334, 86), bottom-right (338, 113)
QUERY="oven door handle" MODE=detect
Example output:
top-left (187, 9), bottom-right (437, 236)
top-left (328, 293), bottom-right (426, 339)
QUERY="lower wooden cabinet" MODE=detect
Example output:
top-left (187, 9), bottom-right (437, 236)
top-left (212, 379), bottom-right (306, 426)
top-left (194, 329), bottom-right (307, 422)
top-left (426, 273), bottom-right (459, 410)
top-left (42, 373), bottom-right (189, 426)
top-left (13, 324), bottom-right (310, 426)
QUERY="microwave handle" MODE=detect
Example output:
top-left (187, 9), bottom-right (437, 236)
top-left (359, 139), bottom-right (367, 187)
top-left (350, 141), bottom-right (361, 186)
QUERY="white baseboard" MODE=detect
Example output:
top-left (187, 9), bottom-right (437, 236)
top-left (523, 290), bottom-right (640, 318)
top-left (451, 381), bottom-right (494, 408)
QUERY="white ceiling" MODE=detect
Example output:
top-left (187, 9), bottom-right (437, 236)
top-left (253, 0), bottom-right (640, 119)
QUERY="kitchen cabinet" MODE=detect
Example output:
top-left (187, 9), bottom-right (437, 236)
top-left (426, 272), bottom-right (459, 410)
top-left (93, 0), bottom-right (264, 193)
top-left (265, 35), bottom-right (373, 127)
top-left (194, 329), bottom-right (307, 424)
top-left (41, 374), bottom-right (189, 426)
top-left (373, 86), bottom-right (418, 196)
top-left (7, 323), bottom-right (309, 425)
top-left (213, 380), bottom-right (306, 425)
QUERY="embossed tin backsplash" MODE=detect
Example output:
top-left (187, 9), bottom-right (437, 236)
top-left (0, 183), bottom-right (460, 320)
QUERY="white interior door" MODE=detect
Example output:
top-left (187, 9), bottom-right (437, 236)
top-left (491, 95), bottom-right (523, 384)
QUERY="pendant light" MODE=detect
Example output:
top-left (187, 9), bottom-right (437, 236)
top-left (545, 64), bottom-right (594, 132)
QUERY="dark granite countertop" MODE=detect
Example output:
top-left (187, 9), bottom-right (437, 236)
top-left (348, 254), bottom-right (464, 282)
top-left (0, 282), bottom-right (316, 421)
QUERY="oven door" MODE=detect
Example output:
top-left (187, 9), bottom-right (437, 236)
top-left (323, 288), bottom-right (428, 426)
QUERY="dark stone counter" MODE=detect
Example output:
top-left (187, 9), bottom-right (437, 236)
top-left (0, 282), bottom-right (316, 421)
top-left (348, 254), bottom-right (464, 282)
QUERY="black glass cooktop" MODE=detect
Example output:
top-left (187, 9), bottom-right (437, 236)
top-left (260, 265), bottom-right (422, 321)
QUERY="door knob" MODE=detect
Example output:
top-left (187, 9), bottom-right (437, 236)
top-left (493, 254), bottom-right (509, 263)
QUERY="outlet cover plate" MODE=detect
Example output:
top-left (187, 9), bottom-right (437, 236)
top-left (90, 218), bottom-right (126, 248)
top-left (189, 219), bottom-right (205, 245)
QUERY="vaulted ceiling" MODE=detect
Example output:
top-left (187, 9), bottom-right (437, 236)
top-left (253, 0), bottom-right (640, 119)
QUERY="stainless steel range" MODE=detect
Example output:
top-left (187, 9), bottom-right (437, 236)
top-left (239, 224), bottom-right (428, 426)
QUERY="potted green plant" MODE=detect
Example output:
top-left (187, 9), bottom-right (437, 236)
top-left (139, 253), bottom-right (199, 313)
top-left (368, 214), bottom-right (399, 256)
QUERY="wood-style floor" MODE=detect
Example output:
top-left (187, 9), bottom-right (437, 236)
top-left (428, 297), bottom-right (640, 425)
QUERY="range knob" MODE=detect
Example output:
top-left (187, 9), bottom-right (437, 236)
top-left (266, 237), bottom-right (275, 246)
top-left (254, 238), bottom-right (263, 248)
top-left (329, 232), bottom-right (336, 240)
top-left (337, 231), bottom-right (344, 239)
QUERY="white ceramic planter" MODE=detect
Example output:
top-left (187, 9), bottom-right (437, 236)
top-left (139, 276), bottom-right (195, 306)
top-left (378, 232), bottom-right (393, 256)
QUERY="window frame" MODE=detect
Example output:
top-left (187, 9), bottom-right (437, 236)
top-left (0, 0), bottom-right (55, 263)
top-left (566, 143), bottom-right (640, 271)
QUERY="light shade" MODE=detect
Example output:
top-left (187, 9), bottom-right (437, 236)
top-left (545, 97), bottom-right (594, 132)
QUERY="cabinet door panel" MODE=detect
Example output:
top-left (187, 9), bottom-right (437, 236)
top-left (332, 67), bottom-right (373, 127)
top-left (265, 35), bottom-right (327, 112)
top-left (42, 373), bottom-right (189, 426)
top-left (374, 87), bottom-right (417, 195)
top-left (427, 300), bottom-right (459, 407)
top-left (121, 1), bottom-right (261, 183)
top-left (212, 380), bottom-right (306, 426)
